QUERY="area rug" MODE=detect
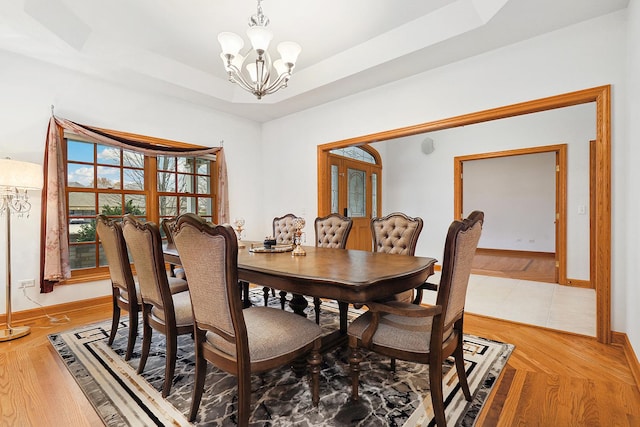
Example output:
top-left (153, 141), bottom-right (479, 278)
top-left (49, 290), bottom-right (514, 426)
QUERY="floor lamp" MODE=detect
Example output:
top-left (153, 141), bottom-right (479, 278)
top-left (0, 158), bottom-right (43, 342)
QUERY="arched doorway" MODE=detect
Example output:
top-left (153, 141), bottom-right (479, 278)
top-left (322, 146), bottom-right (382, 250)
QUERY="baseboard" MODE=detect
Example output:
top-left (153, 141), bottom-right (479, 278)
top-left (0, 296), bottom-right (111, 324)
top-left (565, 278), bottom-right (592, 288)
top-left (612, 331), bottom-right (640, 389)
top-left (475, 248), bottom-right (554, 258)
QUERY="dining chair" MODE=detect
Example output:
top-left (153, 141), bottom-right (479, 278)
top-left (348, 211), bottom-right (484, 427)
top-left (312, 213), bottom-right (353, 325)
top-left (96, 215), bottom-right (141, 361)
top-left (97, 215), bottom-right (190, 361)
top-left (370, 212), bottom-right (424, 304)
top-left (271, 213), bottom-right (298, 309)
top-left (160, 217), bottom-right (186, 280)
top-left (172, 213), bottom-right (323, 426)
top-left (122, 214), bottom-right (194, 398)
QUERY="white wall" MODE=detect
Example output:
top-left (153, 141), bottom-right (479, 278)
top-left (260, 11), bottom-right (628, 335)
top-left (371, 103), bottom-right (593, 280)
top-left (462, 153), bottom-right (557, 252)
top-left (0, 51), bottom-right (263, 313)
top-left (624, 0), bottom-right (640, 361)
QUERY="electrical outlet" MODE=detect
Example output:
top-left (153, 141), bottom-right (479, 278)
top-left (19, 279), bottom-right (35, 289)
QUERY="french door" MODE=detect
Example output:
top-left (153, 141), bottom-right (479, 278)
top-left (327, 153), bottom-right (381, 250)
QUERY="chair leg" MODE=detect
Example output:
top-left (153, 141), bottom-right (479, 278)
top-left (390, 358), bottom-right (396, 372)
top-left (313, 297), bottom-right (321, 324)
top-left (429, 360), bottom-right (446, 427)
top-left (412, 288), bottom-right (423, 305)
top-left (280, 291), bottom-right (288, 310)
top-left (125, 306), bottom-right (138, 361)
top-left (271, 288), bottom-right (276, 297)
top-left (108, 297), bottom-right (120, 346)
top-left (137, 317), bottom-right (152, 374)
top-left (348, 336), bottom-right (363, 401)
top-left (308, 340), bottom-right (322, 406)
top-left (189, 330), bottom-right (207, 422)
top-left (263, 287), bottom-right (270, 306)
top-left (237, 367), bottom-right (252, 427)
top-left (454, 336), bottom-right (472, 401)
top-left (162, 331), bottom-right (178, 397)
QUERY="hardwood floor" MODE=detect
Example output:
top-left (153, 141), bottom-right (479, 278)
top-left (1, 302), bottom-right (639, 426)
top-left (472, 248), bottom-right (557, 283)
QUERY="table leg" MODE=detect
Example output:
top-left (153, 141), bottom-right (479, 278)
top-left (338, 301), bottom-right (348, 334)
top-left (289, 294), bottom-right (308, 317)
top-left (239, 281), bottom-right (252, 308)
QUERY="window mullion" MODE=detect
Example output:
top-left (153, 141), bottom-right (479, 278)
top-left (148, 156), bottom-right (159, 224)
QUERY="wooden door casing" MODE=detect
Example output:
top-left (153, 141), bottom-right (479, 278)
top-left (325, 151), bottom-right (381, 251)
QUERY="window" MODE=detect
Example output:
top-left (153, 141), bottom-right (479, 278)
top-left (65, 136), bottom-right (217, 282)
top-left (329, 146), bottom-right (376, 164)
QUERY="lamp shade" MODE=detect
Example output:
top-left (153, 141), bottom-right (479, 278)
top-left (218, 32), bottom-right (244, 57)
top-left (246, 26), bottom-right (273, 53)
top-left (277, 41), bottom-right (301, 66)
top-left (0, 158), bottom-right (43, 190)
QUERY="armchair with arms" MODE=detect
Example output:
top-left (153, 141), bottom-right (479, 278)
top-left (348, 211), bottom-right (484, 427)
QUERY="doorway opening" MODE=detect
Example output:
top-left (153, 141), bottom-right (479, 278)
top-left (317, 86), bottom-right (610, 343)
top-left (453, 145), bottom-right (573, 286)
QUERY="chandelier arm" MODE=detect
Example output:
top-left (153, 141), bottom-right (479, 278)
top-left (225, 64), bottom-right (259, 94)
top-left (262, 72), bottom-right (291, 95)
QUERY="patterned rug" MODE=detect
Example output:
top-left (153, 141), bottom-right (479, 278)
top-left (49, 289), bottom-right (514, 426)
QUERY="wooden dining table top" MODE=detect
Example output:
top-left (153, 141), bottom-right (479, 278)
top-left (164, 243), bottom-right (437, 305)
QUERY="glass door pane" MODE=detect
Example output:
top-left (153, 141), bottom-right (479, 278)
top-left (347, 168), bottom-right (366, 217)
top-left (331, 164), bottom-right (339, 214)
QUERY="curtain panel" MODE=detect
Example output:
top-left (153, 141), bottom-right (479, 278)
top-left (40, 116), bottom-right (229, 293)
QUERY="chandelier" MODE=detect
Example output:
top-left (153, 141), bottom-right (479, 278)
top-left (218, 0), bottom-right (301, 100)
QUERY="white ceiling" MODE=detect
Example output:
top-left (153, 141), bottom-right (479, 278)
top-left (0, 0), bottom-right (629, 122)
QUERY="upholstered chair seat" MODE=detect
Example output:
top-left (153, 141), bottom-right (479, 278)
top-left (206, 306), bottom-right (323, 362)
top-left (150, 290), bottom-right (194, 327)
top-left (121, 276), bottom-right (187, 301)
top-left (348, 301), bottom-right (454, 352)
top-left (167, 276), bottom-right (188, 293)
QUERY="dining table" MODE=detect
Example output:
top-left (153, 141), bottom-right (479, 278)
top-left (164, 242), bottom-right (436, 349)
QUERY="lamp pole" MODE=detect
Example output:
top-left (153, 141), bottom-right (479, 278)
top-left (0, 192), bottom-right (30, 341)
top-left (0, 158), bottom-right (43, 342)
top-left (0, 195), bottom-right (30, 341)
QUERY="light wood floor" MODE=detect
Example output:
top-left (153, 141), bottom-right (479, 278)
top-left (1, 303), bottom-right (639, 426)
top-left (472, 248), bottom-right (557, 283)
